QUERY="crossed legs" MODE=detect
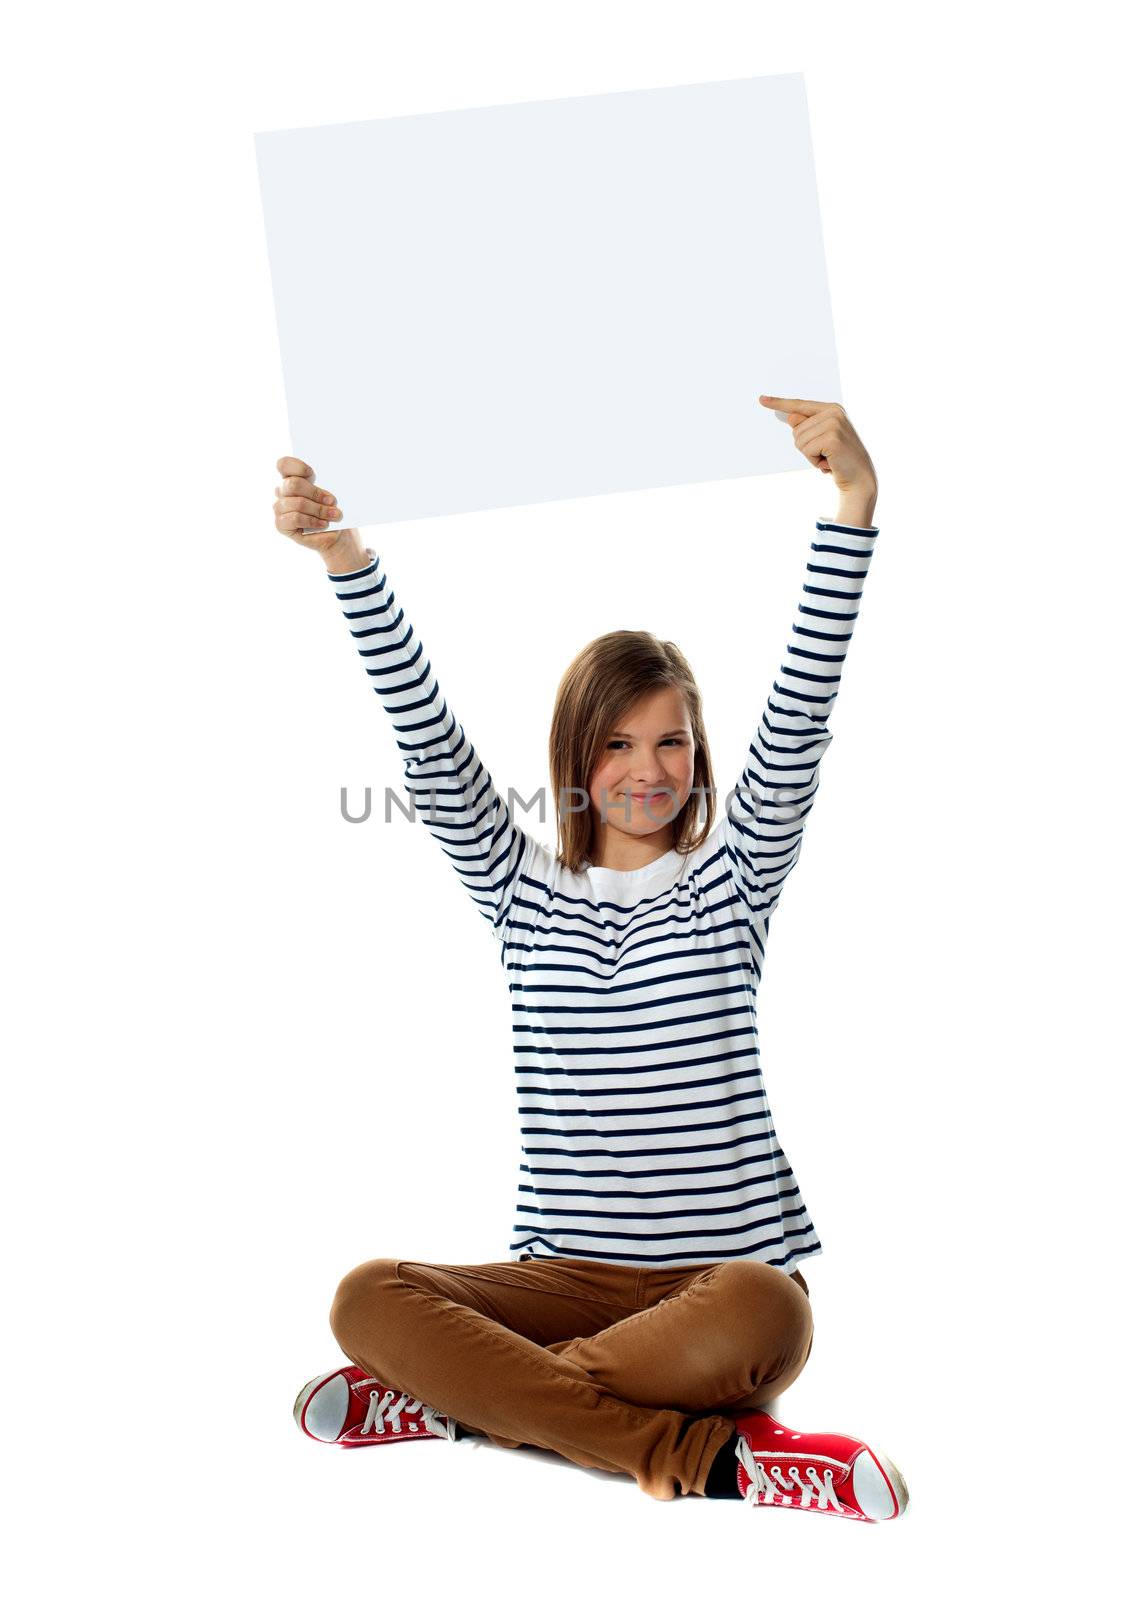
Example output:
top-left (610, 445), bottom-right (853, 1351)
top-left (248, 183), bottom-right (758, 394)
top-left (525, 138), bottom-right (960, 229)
top-left (329, 1253), bottom-right (814, 1500)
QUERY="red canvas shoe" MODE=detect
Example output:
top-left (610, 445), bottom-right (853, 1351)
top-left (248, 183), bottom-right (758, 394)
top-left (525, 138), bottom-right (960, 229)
top-left (731, 1409), bottom-right (909, 1521)
top-left (293, 1365), bottom-right (458, 1447)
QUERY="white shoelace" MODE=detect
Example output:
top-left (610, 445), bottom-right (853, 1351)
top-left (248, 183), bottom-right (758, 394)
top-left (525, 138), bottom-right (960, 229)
top-left (736, 1437), bottom-right (844, 1512)
top-left (359, 1385), bottom-right (458, 1442)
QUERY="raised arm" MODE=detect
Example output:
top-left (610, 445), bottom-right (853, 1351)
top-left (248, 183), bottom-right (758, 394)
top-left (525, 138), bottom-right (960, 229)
top-left (723, 516), bottom-right (878, 923)
top-left (723, 398), bottom-right (880, 926)
top-left (273, 457), bottom-right (530, 941)
top-left (326, 547), bottom-right (531, 937)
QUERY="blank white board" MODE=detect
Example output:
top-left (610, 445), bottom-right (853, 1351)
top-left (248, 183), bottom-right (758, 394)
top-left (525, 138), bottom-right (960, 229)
top-left (255, 73), bottom-right (841, 527)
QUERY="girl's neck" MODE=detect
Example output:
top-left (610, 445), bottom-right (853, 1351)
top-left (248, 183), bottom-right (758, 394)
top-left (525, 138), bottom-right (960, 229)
top-left (587, 822), bottom-right (675, 872)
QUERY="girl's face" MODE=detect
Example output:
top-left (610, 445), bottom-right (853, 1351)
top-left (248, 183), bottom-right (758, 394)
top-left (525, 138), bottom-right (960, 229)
top-left (587, 685), bottom-right (696, 844)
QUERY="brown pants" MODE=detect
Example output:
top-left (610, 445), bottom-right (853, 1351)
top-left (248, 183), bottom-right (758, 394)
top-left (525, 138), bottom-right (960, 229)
top-left (329, 1252), bottom-right (814, 1500)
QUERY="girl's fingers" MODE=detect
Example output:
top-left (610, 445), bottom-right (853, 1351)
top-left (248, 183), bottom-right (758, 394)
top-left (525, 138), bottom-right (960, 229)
top-left (757, 400), bottom-right (867, 483)
top-left (279, 475), bottom-right (338, 505)
top-left (279, 510), bottom-right (330, 533)
top-left (791, 415), bottom-right (827, 444)
top-left (794, 425), bottom-right (838, 470)
top-left (759, 395), bottom-right (825, 418)
top-left (796, 414), bottom-right (855, 453)
top-left (271, 458), bottom-right (346, 541)
top-left (277, 494), bottom-right (342, 520)
top-left (273, 461), bottom-right (339, 507)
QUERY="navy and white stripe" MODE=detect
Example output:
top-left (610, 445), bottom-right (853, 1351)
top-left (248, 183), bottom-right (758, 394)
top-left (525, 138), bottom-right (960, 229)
top-left (327, 553), bottom-right (528, 934)
top-left (329, 520), bottom-right (878, 1273)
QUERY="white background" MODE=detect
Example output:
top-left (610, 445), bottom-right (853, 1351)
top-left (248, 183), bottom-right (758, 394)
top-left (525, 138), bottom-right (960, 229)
top-left (4, 3), bottom-right (1129, 1596)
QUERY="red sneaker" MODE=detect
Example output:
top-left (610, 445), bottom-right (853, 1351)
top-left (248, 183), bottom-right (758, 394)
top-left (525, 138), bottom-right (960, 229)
top-left (293, 1365), bottom-right (458, 1447)
top-left (730, 1410), bottom-right (909, 1521)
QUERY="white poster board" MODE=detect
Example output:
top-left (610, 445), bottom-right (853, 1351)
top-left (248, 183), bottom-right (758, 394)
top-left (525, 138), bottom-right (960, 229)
top-left (255, 73), bottom-right (840, 527)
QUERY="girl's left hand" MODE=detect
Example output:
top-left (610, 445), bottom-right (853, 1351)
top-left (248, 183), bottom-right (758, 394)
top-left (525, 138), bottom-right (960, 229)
top-left (758, 395), bottom-right (877, 498)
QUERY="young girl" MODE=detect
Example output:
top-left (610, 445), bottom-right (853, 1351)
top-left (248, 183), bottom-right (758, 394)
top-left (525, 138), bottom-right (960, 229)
top-left (275, 396), bottom-right (908, 1520)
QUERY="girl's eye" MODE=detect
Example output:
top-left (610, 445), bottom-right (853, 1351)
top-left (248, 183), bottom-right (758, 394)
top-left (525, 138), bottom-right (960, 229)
top-left (606, 738), bottom-right (684, 750)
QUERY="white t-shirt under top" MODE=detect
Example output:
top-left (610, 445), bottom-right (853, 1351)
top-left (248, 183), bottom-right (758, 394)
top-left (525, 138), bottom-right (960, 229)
top-left (327, 519), bottom-right (879, 1274)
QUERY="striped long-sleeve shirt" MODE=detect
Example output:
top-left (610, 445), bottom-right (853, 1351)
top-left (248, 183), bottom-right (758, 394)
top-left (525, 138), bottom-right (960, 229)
top-left (328, 520), bottom-right (879, 1273)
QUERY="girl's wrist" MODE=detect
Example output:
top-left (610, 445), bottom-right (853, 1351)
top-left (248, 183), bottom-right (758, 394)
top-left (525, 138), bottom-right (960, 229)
top-left (322, 533), bottom-right (370, 574)
top-left (836, 484), bottom-right (878, 528)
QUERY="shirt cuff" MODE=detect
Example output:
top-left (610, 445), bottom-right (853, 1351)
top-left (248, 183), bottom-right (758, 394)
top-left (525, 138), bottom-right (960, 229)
top-left (325, 548), bottom-right (378, 581)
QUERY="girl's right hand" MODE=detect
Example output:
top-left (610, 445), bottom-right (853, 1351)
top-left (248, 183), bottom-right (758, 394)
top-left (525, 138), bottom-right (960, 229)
top-left (273, 456), bottom-right (366, 567)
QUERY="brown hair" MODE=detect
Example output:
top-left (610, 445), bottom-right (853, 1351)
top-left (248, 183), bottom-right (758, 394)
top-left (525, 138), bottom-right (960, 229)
top-left (548, 629), bottom-right (717, 873)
